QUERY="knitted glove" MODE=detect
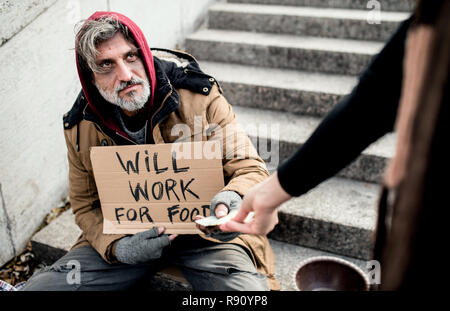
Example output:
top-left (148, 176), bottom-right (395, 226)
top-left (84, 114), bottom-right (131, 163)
top-left (115, 227), bottom-right (170, 265)
top-left (207, 191), bottom-right (242, 242)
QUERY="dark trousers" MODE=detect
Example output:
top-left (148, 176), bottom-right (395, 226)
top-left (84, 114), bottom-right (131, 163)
top-left (21, 236), bottom-right (269, 291)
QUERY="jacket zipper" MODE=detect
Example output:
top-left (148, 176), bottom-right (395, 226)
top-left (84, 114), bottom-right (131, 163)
top-left (82, 103), bottom-right (119, 146)
top-left (144, 120), bottom-right (148, 144)
top-left (149, 84), bottom-right (173, 143)
top-left (115, 131), bottom-right (137, 145)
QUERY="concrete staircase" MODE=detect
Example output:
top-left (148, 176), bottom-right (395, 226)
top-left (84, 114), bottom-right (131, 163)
top-left (184, 0), bottom-right (412, 284)
top-left (30, 0), bottom-right (412, 291)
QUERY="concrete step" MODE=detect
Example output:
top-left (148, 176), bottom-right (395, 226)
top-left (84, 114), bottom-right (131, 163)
top-left (269, 177), bottom-right (379, 260)
top-left (200, 61), bottom-right (357, 118)
top-left (209, 3), bottom-right (409, 41)
top-left (186, 29), bottom-right (383, 75)
top-left (232, 105), bottom-right (396, 184)
top-left (31, 209), bottom-right (82, 267)
top-left (29, 210), bottom-right (371, 291)
top-left (227, 0), bottom-right (415, 12)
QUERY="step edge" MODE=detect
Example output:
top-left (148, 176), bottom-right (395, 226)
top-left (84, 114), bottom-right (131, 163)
top-left (209, 3), bottom-right (410, 22)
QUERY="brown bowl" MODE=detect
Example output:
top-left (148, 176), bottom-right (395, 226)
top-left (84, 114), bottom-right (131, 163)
top-left (294, 256), bottom-right (370, 291)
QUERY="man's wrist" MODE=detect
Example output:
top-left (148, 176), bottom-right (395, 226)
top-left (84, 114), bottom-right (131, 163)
top-left (107, 240), bottom-right (120, 263)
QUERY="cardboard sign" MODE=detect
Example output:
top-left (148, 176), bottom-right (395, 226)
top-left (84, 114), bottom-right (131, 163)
top-left (90, 141), bottom-right (224, 234)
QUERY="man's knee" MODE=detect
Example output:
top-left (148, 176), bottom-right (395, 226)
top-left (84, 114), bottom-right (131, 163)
top-left (183, 266), bottom-right (269, 291)
top-left (215, 269), bottom-right (270, 291)
top-left (21, 246), bottom-right (98, 291)
top-left (21, 263), bottom-right (82, 291)
top-left (176, 243), bottom-right (270, 291)
top-left (20, 246), bottom-right (153, 291)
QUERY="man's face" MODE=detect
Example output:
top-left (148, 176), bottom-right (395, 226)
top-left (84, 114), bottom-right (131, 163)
top-left (92, 32), bottom-right (150, 116)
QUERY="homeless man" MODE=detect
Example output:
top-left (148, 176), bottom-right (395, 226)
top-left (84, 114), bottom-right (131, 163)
top-left (21, 12), bottom-right (279, 291)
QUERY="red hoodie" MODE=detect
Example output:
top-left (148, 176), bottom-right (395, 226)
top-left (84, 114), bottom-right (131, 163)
top-left (75, 11), bottom-right (157, 137)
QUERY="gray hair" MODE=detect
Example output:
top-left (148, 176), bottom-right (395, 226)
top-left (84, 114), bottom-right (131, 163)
top-left (76, 15), bottom-right (135, 73)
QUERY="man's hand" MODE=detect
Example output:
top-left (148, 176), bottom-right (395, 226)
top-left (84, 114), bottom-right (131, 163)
top-left (195, 191), bottom-right (242, 241)
top-left (220, 172), bottom-right (292, 235)
top-left (115, 227), bottom-right (177, 265)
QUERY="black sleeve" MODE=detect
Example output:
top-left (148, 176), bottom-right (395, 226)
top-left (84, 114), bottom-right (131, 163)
top-left (277, 17), bottom-right (413, 197)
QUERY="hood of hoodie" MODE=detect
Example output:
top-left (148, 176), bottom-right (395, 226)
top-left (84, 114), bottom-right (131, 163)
top-left (76, 11), bottom-right (157, 137)
top-left (68, 12), bottom-right (219, 145)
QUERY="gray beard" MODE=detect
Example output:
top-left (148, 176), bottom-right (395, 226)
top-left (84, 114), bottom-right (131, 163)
top-left (95, 76), bottom-right (150, 112)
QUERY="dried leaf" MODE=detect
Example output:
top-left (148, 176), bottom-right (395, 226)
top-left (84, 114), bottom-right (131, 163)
top-left (20, 252), bottom-right (34, 262)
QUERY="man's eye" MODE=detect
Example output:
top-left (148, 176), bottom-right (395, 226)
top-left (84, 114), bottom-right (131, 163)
top-left (127, 53), bottom-right (137, 61)
top-left (100, 61), bottom-right (111, 68)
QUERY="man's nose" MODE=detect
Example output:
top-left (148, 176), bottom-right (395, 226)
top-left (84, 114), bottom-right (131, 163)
top-left (116, 60), bottom-right (132, 82)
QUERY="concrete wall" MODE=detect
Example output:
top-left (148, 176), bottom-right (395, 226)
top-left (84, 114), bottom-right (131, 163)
top-left (0, 0), bottom-right (216, 267)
